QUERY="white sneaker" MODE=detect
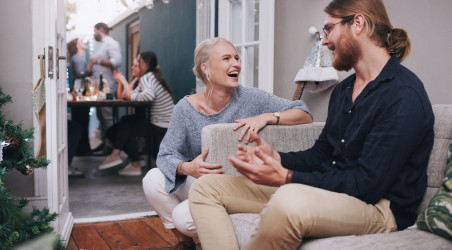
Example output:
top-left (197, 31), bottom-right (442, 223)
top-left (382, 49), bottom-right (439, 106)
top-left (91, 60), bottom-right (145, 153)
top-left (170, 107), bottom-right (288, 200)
top-left (98, 154), bottom-right (123, 170)
top-left (69, 166), bottom-right (84, 177)
top-left (118, 163), bottom-right (142, 176)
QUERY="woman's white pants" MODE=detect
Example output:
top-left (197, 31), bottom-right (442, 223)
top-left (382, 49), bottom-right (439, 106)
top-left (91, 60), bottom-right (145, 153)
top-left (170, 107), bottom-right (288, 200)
top-left (142, 168), bottom-right (197, 237)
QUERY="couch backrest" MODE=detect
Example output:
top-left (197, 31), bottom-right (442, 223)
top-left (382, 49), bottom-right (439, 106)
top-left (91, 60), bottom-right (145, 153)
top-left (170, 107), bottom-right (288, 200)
top-left (202, 122), bottom-right (324, 176)
top-left (202, 105), bottom-right (452, 213)
top-left (417, 104), bottom-right (452, 214)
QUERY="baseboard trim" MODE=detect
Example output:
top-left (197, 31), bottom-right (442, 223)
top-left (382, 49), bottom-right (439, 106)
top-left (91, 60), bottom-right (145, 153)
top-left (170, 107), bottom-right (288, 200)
top-left (61, 213), bottom-right (74, 245)
top-left (73, 211), bottom-right (157, 224)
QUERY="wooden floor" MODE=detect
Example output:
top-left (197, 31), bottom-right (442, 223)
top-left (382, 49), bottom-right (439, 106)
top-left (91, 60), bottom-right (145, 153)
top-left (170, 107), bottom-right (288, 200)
top-left (68, 216), bottom-right (201, 250)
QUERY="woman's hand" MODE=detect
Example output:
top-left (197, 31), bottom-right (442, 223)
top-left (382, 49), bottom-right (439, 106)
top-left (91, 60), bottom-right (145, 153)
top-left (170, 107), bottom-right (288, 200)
top-left (113, 69), bottom-right (127, 84)
top-left (183, 148), bottom-right (223, 178)
top-left (233, 113), bottom-right (273, 144)
top-left (121, 88), bottom-right (133, 100)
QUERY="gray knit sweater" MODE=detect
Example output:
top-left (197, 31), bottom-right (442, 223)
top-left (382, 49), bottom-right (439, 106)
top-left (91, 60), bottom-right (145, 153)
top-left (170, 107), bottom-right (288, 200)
top-left (156, 85), bottom-right (311, 193)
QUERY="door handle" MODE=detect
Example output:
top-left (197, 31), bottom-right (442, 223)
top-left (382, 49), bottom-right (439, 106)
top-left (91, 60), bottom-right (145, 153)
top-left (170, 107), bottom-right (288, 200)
top-left (56, 48), bottom-right (66, 80)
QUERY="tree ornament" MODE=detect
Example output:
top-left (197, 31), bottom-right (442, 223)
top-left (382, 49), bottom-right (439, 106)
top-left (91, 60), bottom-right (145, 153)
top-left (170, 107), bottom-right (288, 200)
top-left (0, 141), bottom-right (8, 163)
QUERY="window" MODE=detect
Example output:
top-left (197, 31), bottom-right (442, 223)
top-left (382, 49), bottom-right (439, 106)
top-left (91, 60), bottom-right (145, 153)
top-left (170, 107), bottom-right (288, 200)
top-left (218, 0), bottom-right (274, 93)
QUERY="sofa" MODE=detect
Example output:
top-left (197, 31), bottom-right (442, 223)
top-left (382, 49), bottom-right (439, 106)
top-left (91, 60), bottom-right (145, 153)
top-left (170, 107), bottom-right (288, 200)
top-left (201, 104), bottom-right (452, 249)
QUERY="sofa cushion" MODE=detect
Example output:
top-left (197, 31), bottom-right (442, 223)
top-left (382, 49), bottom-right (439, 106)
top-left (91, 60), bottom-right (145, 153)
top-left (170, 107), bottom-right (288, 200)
top-left (417, 105), bottom-right (452, 214)
top-left (300, 228), bottom-right (452, 250)
top-left (230, 214), bottom-right (452, 249)
top-left (428, 105), bottom-right (452, 186)
top-left (416, 160), bottom-right (452, 241)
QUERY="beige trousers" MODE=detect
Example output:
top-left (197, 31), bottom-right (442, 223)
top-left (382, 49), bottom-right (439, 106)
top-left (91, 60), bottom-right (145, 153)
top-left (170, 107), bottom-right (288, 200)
top-left (189, 175), bottom-right (397, 250)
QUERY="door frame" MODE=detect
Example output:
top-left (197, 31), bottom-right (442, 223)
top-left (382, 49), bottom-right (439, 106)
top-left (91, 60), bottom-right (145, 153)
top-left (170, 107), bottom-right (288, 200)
top-left (32, 0), bottom-right (73, 243)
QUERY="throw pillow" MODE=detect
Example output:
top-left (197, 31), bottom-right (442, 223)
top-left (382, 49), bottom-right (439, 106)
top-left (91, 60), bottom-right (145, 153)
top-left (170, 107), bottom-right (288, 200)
top-left (416, 160), bottom-right (452, 240)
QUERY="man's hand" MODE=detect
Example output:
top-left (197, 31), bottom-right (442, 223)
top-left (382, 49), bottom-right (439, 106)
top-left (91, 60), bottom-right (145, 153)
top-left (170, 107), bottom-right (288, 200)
top-left (90, 55), bottom-right (98, 64)
top-left (228, 132), bottom-right (287, 186)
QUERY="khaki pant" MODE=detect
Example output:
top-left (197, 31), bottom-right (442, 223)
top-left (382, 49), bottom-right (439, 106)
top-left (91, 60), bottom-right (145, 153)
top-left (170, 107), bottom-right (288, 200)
top-left (189, 175), bottom-right (397, 250)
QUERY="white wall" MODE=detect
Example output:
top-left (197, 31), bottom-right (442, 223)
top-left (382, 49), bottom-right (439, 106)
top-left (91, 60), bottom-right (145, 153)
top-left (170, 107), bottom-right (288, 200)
top-left (0, 0), bottom-right (35, 196)
top-left (274, 0), bottom-right (452, 122)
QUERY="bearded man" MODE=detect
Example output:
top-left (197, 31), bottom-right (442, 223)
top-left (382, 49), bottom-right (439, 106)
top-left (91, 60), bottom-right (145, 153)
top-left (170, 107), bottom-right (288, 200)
top-left (89, 22), bottom-right (122, 155)
top-left (188, 0), bottom-right (434, 249)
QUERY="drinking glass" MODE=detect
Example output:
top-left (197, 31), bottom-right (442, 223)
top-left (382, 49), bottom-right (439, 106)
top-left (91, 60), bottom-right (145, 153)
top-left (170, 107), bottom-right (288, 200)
top-left (74, 79), bottom-right (83, 98)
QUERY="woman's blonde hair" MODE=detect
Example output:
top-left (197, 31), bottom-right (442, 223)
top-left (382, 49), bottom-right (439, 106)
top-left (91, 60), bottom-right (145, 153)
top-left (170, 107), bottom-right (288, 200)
top-left (193, 37), bottom-right (239, 83)
top-left (325, 0), bottom-right (411, 62)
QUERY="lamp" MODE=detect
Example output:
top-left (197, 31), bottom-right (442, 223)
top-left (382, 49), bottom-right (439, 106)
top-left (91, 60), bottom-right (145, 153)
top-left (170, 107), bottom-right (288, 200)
top-left (293, 27), bottom-right (338, 100)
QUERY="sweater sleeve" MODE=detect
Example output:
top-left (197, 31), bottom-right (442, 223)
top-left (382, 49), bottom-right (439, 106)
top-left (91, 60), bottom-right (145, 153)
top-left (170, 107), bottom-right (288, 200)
top-left (245, 87), bottom-right (312, 117)
top-left (108, 39), bottom-right (122, 69)
top-left (156, 100), bottom-right (191, 193)
top-left (131, 73), bottom-right (157, 101)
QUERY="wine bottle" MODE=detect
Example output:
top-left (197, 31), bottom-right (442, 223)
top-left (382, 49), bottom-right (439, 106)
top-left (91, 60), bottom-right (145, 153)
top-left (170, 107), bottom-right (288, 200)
top-left (99, 72), bottom-right (103, 91)
top-left (84, 75), bottom-right (91, 96)
top-left (80, 72), bottom-right (86, 96)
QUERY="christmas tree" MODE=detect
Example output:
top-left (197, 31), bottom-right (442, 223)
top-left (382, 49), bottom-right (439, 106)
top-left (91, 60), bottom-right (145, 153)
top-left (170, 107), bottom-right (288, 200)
top-left (0, 87), bottom-right (63, 249)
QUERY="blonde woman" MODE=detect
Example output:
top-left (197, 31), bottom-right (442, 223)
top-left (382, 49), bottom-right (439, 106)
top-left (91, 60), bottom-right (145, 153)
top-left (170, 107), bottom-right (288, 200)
top-left (142, 37), bottom-right (312, 248)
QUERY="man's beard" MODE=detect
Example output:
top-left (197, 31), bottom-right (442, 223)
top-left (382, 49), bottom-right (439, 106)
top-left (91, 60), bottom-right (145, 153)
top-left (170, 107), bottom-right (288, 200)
top-left (331, 29), bottom-right (361, 71)
top-left (94, 34), bottom-right (101, 42)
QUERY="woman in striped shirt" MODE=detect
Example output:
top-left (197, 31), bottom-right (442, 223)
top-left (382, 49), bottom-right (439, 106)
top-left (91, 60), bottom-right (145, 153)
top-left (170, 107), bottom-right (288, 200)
top-left (98, 51), bottom-right (174, 176)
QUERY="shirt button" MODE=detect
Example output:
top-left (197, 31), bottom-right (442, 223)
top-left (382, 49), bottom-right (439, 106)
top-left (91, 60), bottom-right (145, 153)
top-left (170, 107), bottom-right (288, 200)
top-left (341, 139), bottom-right (345, 143)
top-left (348, 110), bottom-right (352, 113)
top-left (332, 161), bottom-right (336, 165)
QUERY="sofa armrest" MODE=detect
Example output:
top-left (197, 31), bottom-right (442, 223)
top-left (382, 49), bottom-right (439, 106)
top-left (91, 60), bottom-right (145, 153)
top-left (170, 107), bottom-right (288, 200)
top-left (202, 122), bottom-right (325, 176)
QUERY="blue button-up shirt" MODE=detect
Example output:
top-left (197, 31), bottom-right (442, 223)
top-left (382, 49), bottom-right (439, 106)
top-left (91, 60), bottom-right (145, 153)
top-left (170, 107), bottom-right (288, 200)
top-left (280, 55), bottom-right (434, 230)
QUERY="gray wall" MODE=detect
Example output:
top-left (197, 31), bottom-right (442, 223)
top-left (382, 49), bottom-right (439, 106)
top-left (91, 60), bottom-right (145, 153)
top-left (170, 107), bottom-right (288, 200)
top-left (274, 0), bottom-right (452, 122)
top-left (140, 0), bottom-right (196, 103)
top-left (110, 0), bottom-right (197, 103)
top-left (0, 0), bottom-right (35, 196)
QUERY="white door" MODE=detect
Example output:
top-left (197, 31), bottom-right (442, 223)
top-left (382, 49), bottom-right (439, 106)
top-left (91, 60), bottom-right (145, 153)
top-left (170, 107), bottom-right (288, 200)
top-left (32, 0), bottom-right (73, 242)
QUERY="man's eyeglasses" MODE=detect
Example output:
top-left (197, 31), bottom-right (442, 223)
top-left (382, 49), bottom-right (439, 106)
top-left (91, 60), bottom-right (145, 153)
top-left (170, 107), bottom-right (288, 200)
top-left (323, 15), bottom-right (354, 38)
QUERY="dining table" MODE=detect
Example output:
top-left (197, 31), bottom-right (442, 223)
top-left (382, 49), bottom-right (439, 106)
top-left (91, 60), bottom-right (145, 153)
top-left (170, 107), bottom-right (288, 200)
top-left (67, 98), bottom-right (151, 108)
top-left (67, 97), bottom-right (152, 122)
top-left (67, 97), bottom-right (154, 169)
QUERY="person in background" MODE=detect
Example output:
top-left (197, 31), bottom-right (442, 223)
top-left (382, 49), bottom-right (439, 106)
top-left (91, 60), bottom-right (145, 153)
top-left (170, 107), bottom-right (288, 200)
top-left (115, 58), bottom-right (140, 98)
top-left (98, 51), bottom-right (174, 176)
top-left (142, 37), bottom-right (312, 249)
top-left (67, 38), bottom-right (92, 176)
top-left (99, 55), bottom-right (143, 173)
top-left (188, 0), bottom-right (434, 249)
top-left (89, 22), bottom-right (122, 155)
top-left (67, 120), bottom-right (82, 177)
